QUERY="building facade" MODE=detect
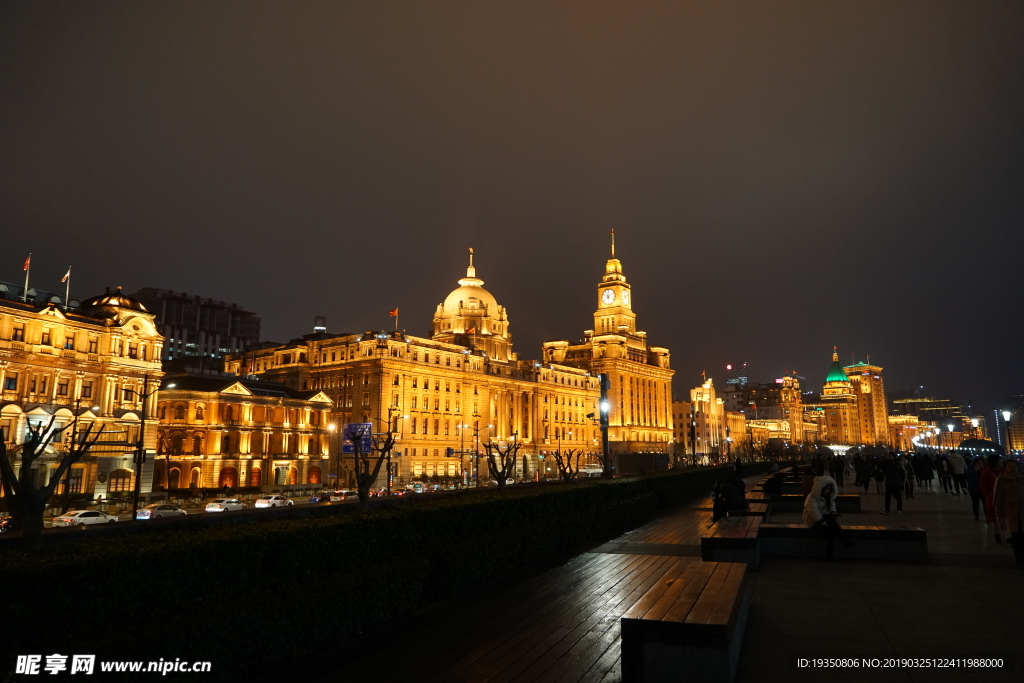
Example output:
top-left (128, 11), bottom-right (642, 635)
top-left (154, 374), bottom-right (332, 490)
top-left (226, 252), bottom-right (604, 485)
top-left (843, 360), bottom-right (888, 445)
top-left (541, 242), bottom-right (674, 453)
top-left (129, 288), bottom-right (260, 370)
top-left (0, 288), bottom-right (164, 499)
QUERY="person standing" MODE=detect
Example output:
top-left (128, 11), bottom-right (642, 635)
top-left (948, 449), bottom-right (967, 496)
top-left (981, 455), bottom-right (1003, 543)
top-left (880, 454), bottom-right (905, 515)
top-left (937, 454), bottom-right (954, 494)
top-left (994, 460), bottom-right (1024, 568)
top-left (966, 458), bottom-right (984, 521)
top-left (872, 457), bottom-right (885, 494)
top-left (902, 456), bottom-right (916, 500)
top-left (919, 453), bottom-right (935, 490)
top-left (855, 456), bottom-right (871, 493)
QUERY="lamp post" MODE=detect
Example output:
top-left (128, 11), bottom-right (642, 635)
top-left (327, 422), bottom-right (337, 488)
top-left (131, 374), bottom-right (159, 521)
top-left (466, 415), bottom-right (492, 487)
top-left (1002, 410), bottom-right (1013, 453)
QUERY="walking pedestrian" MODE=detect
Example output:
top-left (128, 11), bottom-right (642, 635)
top-left (981, 455), bottom-right (1003, 543)
top-left (937, 454), bottom-right (954, 494)
top-left (966, 458), bottom-right (984, 521)
top-left (949, 450), bottom-right (967, 496)
top-left (994, 460), bottom-right (1024, 569)
top-left (855, 456), bottom-right (871, 493)
top-left (919, 453), bottom-right (935, 490)
top-left (803, 467), bottom-right (855, 560)
top-left (880, 454), bottom-right (905, 514)
top-left (872, 458), bottom-right (885, 494)
top-left (902, 456), bottom-right (915, 499)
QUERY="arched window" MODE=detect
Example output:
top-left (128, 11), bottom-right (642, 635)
top-left (195, 405), bottom-right (204, 420)
top-left (171, 434), bottom-right (184, 455)
top-left (249, 467), bottom-right (262, 487)
top-left (190, 467), bottom-right (201, 487)
top-left (308, 466), bottom-right (321, 485)
top-left (174, 405), bottom-right (185, 420)
top-left (158, 405), bottom-right (167, 419)
top-left (168, 468), bottom-right (181, 489)
top-left (308, 437), bottom-right (316, 454)
top-left (222, 435), bottom-right (232, 454)
top-left (108, 469), bottom-right (133, 492)
top-left (219, 467), bottom-right (238, 488)
top-left (192, 434), bottom-right (203, 455)
top-left (288, 467), bottom-right (298, 485)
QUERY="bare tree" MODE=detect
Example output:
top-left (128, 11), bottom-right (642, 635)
top-left (352, 431), bottom-right (396, 512)
top-left (483, 438), bottom-right (521, 490)
top-left (0, 418), bottom-right (106, 552)
top-left (553, 447), bottom-right (584, 483)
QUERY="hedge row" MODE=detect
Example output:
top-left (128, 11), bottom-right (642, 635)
top-left (0, 463), bottom-right (765, 681)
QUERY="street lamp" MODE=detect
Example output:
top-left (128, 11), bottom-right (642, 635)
top-left (1002, 410), bottom-right (1013, 451)
top-left (327, 423), bottom-right (338, 488)
top-left (131, 374), bottom-right (159, 521)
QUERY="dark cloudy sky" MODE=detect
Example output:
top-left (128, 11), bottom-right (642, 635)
top-left (2, 1), bottom-right (1022, 414)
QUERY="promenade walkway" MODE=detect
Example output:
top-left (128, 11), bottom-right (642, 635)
top-left (309, 477), bottom-right (1020, 683)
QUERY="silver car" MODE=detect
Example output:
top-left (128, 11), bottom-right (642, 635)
top-left (52, 510), bottom-right (119, 527)
top-left (205, 498), bottom-right (247, 512)
top-left (136, 503), bottom-right (187, 520)
top-left (254, 495), bottom-right (293, 508)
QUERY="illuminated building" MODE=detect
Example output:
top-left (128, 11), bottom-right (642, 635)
top-left (843, 360), bottom-right (889, 445)
top-left (723, 375), bottom-right (811, 443)
top-left (0, 286), bottom-right (164, 499)
top-left (806, 349), bottom-right (860, 446)
top-left (542, 238), bottom-right (674, 454)
top-left (226, 251), bottom-right (601, 486)
top-left (154, 374), bottom-right (332, 490)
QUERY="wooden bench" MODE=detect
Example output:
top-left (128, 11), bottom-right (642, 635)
top-left (621, 560), bottom-right (751, 683)
top-left (757, 523), bottom-right (928, 561)
top-left (770, 494), bottom-right (861, 513)
top-left (700, 515), bottom-right (761, 570)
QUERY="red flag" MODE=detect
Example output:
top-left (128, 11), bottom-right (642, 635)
top-left (61, 267), bottom-right (71, 283)
top-left (388, 308), bottom-right (399, 317)
top-left (466, 326), bottom-right (476, 334)
top-left (23, 255), bottom-right (30, 270)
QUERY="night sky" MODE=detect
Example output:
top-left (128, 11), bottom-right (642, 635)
top-left (2, 2), bottom-right (1022, 414)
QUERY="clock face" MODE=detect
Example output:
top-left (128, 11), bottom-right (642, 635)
top-left (601, 289), bottom-right (615, 305)
top-left (622, 290), bottom-right (630, 307)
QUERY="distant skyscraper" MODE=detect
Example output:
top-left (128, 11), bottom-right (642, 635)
top-left (725, 362), bottom-right (748, 386)
top-left (129, 288), bottom-right (260, 370)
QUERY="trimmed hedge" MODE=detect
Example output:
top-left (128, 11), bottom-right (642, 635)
top-left (0, 463), bottom-right (765, 681)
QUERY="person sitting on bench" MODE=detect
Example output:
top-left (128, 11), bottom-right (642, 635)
top-left (712, 477), bottom-right (748, 522)
top-left (802, 464), bottom-right (855, 560)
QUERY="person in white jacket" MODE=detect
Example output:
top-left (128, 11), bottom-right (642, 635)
top-left (948, 450), bottom-right (967, 495)
top-left (803, 468), bottom-right (855, 560)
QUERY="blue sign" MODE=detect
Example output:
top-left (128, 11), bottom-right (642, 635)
top-left (341, 423), bottom-right (373, 453)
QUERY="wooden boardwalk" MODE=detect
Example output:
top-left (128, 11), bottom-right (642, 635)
top-left (312, 500), bottom-right (722, 683)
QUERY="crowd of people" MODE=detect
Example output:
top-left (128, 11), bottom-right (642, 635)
top-left (793, 449), bottom-right (1024, 569)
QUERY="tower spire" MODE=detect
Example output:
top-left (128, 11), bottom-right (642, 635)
top-left (610, 229), bottom-right (615, 258)
top-left (832, 345), bottom-right (838, 362)
top-left (467, 247), bottom-right (475, 278)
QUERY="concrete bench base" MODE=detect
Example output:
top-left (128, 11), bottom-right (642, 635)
top-left (622, 561), bottom-right (751, 683)
top-left (758, 524), bottom-right (928, 562)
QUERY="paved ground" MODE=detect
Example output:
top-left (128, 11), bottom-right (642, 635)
top-left (306, 476), bottom-right (1020, 683)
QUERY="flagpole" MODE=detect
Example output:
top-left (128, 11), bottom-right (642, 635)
top-left (22, 253), bottom-right (31, 303)
top-left (64, 267), bottom-right (71, 309)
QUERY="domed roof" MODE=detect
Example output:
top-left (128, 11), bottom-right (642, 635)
top-left (80, 287), bottom-right (150, 314)
top-left (439, 250), bottom-right (500, 317)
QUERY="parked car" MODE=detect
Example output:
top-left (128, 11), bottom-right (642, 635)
top-left (0, 517), bottom-right (13, 533)
top-left (136, 504), bottom-right (187, 520)
top-left (330, 489), bottom-right (358, 501)
top-left (205, 498), bottom-right (247, 512)
top-left (308, 492), bottom-right (332, 504)
top-left (390, 488), bottom-right (409, 496)
top-left (53, 510), bottom-right (119, 527)
top-left (254, 495), bottom-right (293, 508)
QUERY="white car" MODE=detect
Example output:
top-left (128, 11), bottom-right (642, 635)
top-left (330, 490), bottom-right (357, 501)
top-left (205, 498), bottom-right (247, 512)
top-left (254, 495), bottom-right (293, 508)
top-left (52, 510), bottom-right (119, 527)
top-left (136, 504), bottom-right (187, 520)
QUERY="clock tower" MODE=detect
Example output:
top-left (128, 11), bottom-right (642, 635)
top-left (594, 231), bottom-right (636, 336)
